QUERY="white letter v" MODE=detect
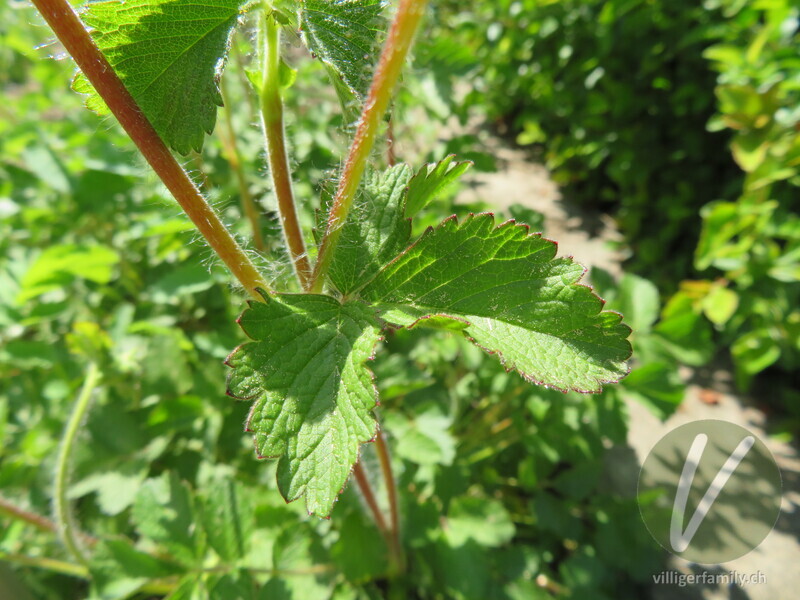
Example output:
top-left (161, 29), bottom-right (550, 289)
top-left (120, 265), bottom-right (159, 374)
top-left (670, 433), bottom-right (755, 553)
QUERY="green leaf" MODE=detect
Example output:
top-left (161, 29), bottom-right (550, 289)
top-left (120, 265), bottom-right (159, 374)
top-left (90, 540), bottom-right (181, 600)
top-left (74, 0), bottom-right (247, 154)
top-left (299, 0), bottom-right (386, 101)
top-left (268, 525), bottom-right (331, 598)
top-left (363, 214), bottom-right (631, 392)
top-left (69, 464), bottom-right (148, 516)
top-left (405, 155), bottom-right (472, 218)
top-left (383, 410), bottom-right (456, 465)
top-left (150, 264), bottom-right (216, 303)
top-left (226, 293), bottom-right (382, 516)
top-left (445, 496), bottom-right (515, 548)
top-left (620, 362), bottom-right (684, 420)
top-left (701, 285), bottom-right (739, 326)
top-left (199, 479), bottom-right (254, 563)
top-left (732, 328), bottom-right (781, 388)
top-left (331, 512), bottom-right (388, 583)
top-left (327, 164), bottom-right (412, 295)
top-left (608, 273), bottom-right (660, 334)
top-left (131, 473), bottom-right (201, 567)
top-left (652, 292), bottom-right (714, 367)
top-left (18, 244), bottom-right (120, 303)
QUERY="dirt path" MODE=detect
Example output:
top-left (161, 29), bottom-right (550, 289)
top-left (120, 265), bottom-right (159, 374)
top-left (449, 130), bottom-right (800, 600)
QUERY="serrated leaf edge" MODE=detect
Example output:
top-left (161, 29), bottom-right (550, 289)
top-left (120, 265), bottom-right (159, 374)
top-left (223, 291), bottom-right (385, 516)
top-left (365, 212), bottom-right (632, 393)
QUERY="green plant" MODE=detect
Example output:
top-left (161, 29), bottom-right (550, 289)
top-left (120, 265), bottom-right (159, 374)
top-left (1, 0), bottom-right (640, 596)
top-left (680, 0), bottom-right (799, 415)
top-left (429, 0), bottom-right (742, 285)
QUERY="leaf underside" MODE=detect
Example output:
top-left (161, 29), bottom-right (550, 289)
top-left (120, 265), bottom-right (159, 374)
top-left (74, 0), bottom-right (245, 154)
top-left (226, 293), bottom-right (381, 517)
top-left (327, 164), bottom-right (413, 295)
top-left (405, 155), bottom-right (473, 218)
top-left (300, 0), bottom-right (386, 102)
top-left (362, 213), bottom-right (631, 393)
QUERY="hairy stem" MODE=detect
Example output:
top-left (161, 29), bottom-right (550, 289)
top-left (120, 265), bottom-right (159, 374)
top-left (352, 461), bottom-right (402, 575)
top-left (53, 363), bottom-right (100, 567)
top-left (309, 0), bottom-right (428, 292)
top-left (0, 497), bottom-right (60, 535)
top-left (259, 11), bottom-right (312, 288)
top-left (352, 462), bottom-right (389, 535)
top-left (0, 552), bottom-right (90, 580)
top-left (31, 0), bottom-right (270, 298)
top-left (0, 552), bottom-right (178, 594)
top-left (375, 429), bottom-right (403, 570)
top-left (220, 73), bottom-right (266, 252)
top-left (387, 117), bottom-right (396, 167)
top-left (0, 496), bottom-right (99, 546)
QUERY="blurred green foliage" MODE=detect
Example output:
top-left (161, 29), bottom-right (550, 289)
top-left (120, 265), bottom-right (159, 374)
top-left (691, 0), bottom-right (800, 423)
top-left (433, 0), bottom-right (741, 284)
top-left (429, 0), bottom-right (799, 425)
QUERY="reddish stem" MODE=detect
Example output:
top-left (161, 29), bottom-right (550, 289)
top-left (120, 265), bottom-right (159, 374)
top-left (0, 496), bottom-right (97, 546)
top-left (387, 117), bottom-right (396, 167)
top-left (260, 14), bottom-right (312, 288)
top-left (376, 429), bottom-right (404, 570)
top-left (31, 0), bottom-right (270, 298)
top-left (309, 0), bottom-right (428, 292)
top-left (352, 462), bottom-right (390, 535)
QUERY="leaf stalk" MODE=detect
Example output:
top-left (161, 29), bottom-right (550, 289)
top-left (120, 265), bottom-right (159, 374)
top-left (220, 72), bottom-right (266, 252)
top-left (30, 0), bottom-right (271, 298)
top-left (53, 362), bottom-right (100, 568)
top-left (258, 10), bottom-right (312, 288)
top-left (352, 461), bottom-right (403, 576)
top-left (375, 430), bottom-right (404, 571)
top-left (309, 0), bottom-right (429, 292)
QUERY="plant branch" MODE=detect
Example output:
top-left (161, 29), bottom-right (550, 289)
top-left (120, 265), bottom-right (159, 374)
top-left (53, 362), bottom-right (100, 568)
top-left (0, 496), bottom-right (99, 547)
top-left (0, 552), bottom-right (89, 580)
top-left (0, 497), bottom-right (59, 535)
top-left (352, 460), bottom-right (404, 575)
top-left (220, 72), bottom-right (266, 252)
top-left (0, 550), bottom-right (335, 588)
top-left (375, 429), bottom-right (403, 570)
top-left (259, 11), bottom-right (312, 288)
top-left (308, 0), bottom-right (428, 292)
top-left (352, 462), bottom-right (390, 535)
top-left (387, 117), bottom-right (396, 167)
top-left (31, 0), bottom-right (271, 298)
top-left (0, 552), bottom-right (178, 595)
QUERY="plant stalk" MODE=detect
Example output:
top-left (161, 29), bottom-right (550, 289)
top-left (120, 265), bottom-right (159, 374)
top-left (0, 496), bottom-right (99, 547)
top-left (31, 0), bottom-right (271, 298)
top-left (0, 497), bottom-right (60, 535)
top-left (375, 429), bottom-right (403, 570)
top-left (259, 11), bottom-right (312, 288)
top-left (220, 73), bottom-right (266, 252)
top-left (352, 461), bottom-right (403, 575)
top-left (0, 552), bottom-right (179, 594)
top-left (309, 0), bottom-right (428, 292)
top-left (352, 462), bottom-right (390, 535)
top-left (53, 362), bottom-right (100, 568)
top-left (0, 552), bottom-right (89, 580)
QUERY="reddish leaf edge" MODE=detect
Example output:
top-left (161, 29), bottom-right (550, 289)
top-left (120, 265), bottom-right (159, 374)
top-left (223, 289), bottom-right (384, 517)
top-left (363, 212), bottom-right (633, 394)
